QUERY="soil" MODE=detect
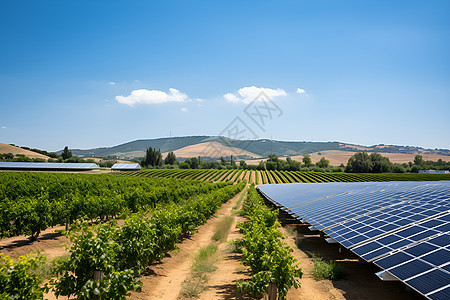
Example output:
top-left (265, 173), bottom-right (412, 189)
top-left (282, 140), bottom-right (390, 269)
top-left (0, 225), bottom-right (68, 260)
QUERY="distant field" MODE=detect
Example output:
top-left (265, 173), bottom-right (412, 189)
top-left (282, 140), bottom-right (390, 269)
top-left (0, 143), bottom-right (50, 159)
top-left (246, 150), bottom-right (450, 166)
top-left (162, 141), bottom-right (261, 159)
top-left (121, 169), bottom-right (450, 185)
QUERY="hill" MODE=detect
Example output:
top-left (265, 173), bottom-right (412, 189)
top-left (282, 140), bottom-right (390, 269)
top-left (0, 143), bottom-right (50, 160)
top-left (67, 136), bottom-right (450, 162)
top-left (246, 150), bottom-right (450, 166)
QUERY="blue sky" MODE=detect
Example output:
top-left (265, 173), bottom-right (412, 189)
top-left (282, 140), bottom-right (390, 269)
top-left (0, 0), bottom-right (449, 152)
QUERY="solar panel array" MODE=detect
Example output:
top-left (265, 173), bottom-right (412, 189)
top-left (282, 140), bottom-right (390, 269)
top-left (258, 181), bottom-right (450, 300)
top-left (111, 163), bottom-right (141, 170)
top-left (0, 162), bottom-right (99, 170)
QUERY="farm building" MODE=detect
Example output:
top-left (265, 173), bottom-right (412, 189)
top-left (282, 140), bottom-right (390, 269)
top-left (111, 163), bottom-right (141, 171)
top-left (0, 162), bottom-right (100, 171)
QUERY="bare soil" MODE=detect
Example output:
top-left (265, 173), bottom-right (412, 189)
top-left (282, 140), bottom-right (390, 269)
top-left (161, 142), bottom-right (261, 160)
top-left (0, 225), bottom-right (68, 260)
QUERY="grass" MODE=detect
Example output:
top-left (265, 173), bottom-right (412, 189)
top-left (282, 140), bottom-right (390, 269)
top-left (311, 258), bottom-right (345, 281)
top-left (211, 216), bottom-right (234, 242)
top-left (181, 244), bottom-right (219, 297)
top-left (232, 190), bottom-right (246, 211)
top-left (192, 244), bottom-right (219, 273)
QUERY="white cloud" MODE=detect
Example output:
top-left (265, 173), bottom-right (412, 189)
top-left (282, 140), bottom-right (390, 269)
top-left (181, 107), bottom-right (188, 113)
top-left (116, 88), bottom-right (190, 106)
top-left (224, 86), bottom-right (287, 104)
top-left (1, 126), bottom-right (6, 129)
top-left (296, 88), bottom-right (307, 94)
top-left (108, 81), bottom-right (116, 85)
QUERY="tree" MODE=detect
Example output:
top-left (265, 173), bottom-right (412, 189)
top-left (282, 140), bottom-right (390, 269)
top-left (142, 147), bottom-right (163, 167)
top-left (285, 157), bottom-right (301, 171)
top-left (239, 160), bottom-right (247, 169)
top-left (266, 161), bottom-right (277, 171)
top-left (370, 153), bottom-right (392, 173)
top-left (61, 146), bottom-right (72, 160)
top-left (179, 162), bottom-right (190, 169)
top-left (316, 157), bottom-right (330, 168)
top-left (190, 157), bottom-right (199, 169)
top-left (414, 155), bottom-right (424, 166)
top-left (302, 154), bottom-right (312, 167)
top-left (164, 151), bottom-right (177, 165)
top-left (256, 160), bottom-right (265, 170)
top-left (345, 152), bottom-right (372, 173)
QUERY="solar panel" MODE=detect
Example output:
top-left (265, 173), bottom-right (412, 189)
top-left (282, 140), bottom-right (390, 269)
top-left (352, 213), bottom-right (450, 261)
top-left (257, 181), bottom-right (450, 300)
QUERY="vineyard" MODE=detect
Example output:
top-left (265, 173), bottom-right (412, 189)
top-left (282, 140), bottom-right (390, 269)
top-left (122, 168), bottom-right (450, 184)
top-left (0, 172), bottom-right (244, 299)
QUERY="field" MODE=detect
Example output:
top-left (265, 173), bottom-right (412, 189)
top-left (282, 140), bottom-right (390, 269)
top-left (122, 168), bottom-right (450, 184)
top-left (1, 170), bottom-right (447, 299)
top-left (0, 142), bottom-right (50, 160)
top-left (245, 150), bottom-right (450, 166)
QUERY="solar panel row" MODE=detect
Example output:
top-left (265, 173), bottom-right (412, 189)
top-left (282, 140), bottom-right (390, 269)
top-left (257, 181), bottom-right (450, 300)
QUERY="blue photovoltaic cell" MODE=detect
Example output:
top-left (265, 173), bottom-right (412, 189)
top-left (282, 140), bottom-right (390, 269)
top-left (429, 286), bottom-right (450, 300)
top-left (257, 181), bottom-right (450, 299)
top-left (404, 243), bottom-right (439, 257)
top-left (421, 249), bottom-right (450, 266)
top-left (353, 213), bottom-right (450, 262)
top-left (389, 259), bottom-right (434, 280)
top-left (428, 234), bottom-right (450, 247)
top-left (375, 252), bottom-right (414, 269)
top-left (406, 269), bottom-right (450, 294)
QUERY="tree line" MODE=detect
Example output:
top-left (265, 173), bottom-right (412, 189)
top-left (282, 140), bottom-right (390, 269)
top-left (139, 146), bottom-right (449, 174)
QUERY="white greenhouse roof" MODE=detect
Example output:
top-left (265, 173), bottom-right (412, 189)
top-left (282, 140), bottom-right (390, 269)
top-left (0, 162), bottom-right (100, 170)
top-left (111, 163), bottom-right (141, 170)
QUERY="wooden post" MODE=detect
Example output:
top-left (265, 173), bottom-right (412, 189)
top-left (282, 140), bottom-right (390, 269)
top-left (266, 282), bottom-right (277, 300)
top-left (93, 270), bottom-right (104, 282)
top-left (65, 218), bottom-right (69, 231)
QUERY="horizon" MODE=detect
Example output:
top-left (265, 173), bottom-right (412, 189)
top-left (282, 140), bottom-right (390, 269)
top-left (1, 1), bottom-right (449, 151)
top-left (8, 135), bottom-right (449, 153)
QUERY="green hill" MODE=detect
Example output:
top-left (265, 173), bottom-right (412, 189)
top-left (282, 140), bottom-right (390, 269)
top-left (65, 136), bottom-right (450, 160)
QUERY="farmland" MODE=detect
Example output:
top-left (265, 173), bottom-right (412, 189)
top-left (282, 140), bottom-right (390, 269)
top-left (0, 172), bottom-right (246, 299)
top-left (1, 169), bottom-right (449, 299)
top-left (122, 168), bottom-right (450, 184)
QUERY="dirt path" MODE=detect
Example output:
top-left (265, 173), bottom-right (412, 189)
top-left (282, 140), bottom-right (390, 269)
top-left (198, 191), bottom-right (252, 300)
top-left (277, 225), bottom-right (346, 300)
top-left (128, 188), bottom-right (250, 300)
top-left (0, 225), bottom-right (68, 260)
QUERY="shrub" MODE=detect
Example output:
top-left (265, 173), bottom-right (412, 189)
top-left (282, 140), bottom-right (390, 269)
top-left (312, 258), bottom-right (345, 281)
top-left (0, 252), bottom-right (46, 300)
